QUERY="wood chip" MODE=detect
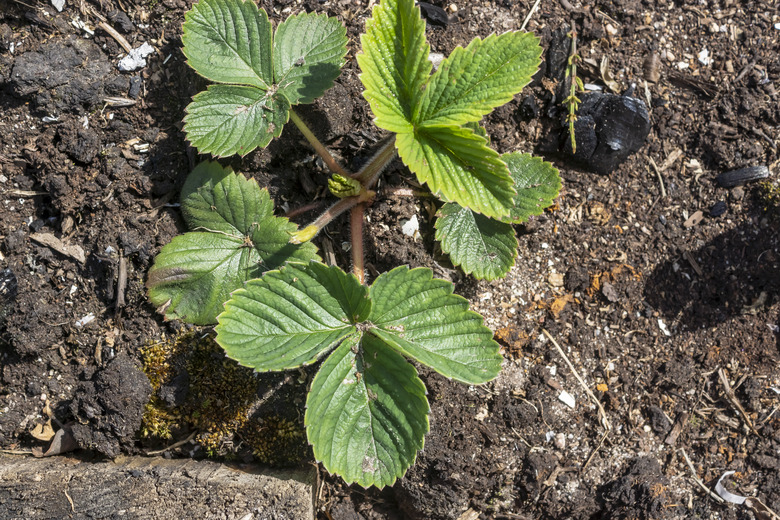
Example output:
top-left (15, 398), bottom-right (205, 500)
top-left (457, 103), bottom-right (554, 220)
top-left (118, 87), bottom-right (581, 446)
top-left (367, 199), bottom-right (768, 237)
top-left (30, 233), bottom-right (86, 264)
top-left (683, 210), bottom-right (704, 228)
top-left (664, 411), bottom-right (689, 445)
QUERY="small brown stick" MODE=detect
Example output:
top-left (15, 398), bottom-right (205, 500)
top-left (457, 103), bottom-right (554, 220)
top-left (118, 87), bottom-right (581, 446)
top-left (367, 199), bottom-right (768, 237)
top-left (520, 0), bottom-right (542, 30)
top-left (581, 429), bottom-right (610, 472)
top-left (116, 255), bottom-right (127, 309)
top-left (718, 368), bottom-right (760, 435)
top-left (734, 60), bottom-right (756, 83)
top-left (649, 157), bottom-right (667, 198)
top-left (542, 329), bottom-right (611, 430)
top-left (145, 430), bottom-right (198, 456)
top-left (98, 21), bottom-right (133, 53)
top-left (679, 448), bottom-right (725, 503)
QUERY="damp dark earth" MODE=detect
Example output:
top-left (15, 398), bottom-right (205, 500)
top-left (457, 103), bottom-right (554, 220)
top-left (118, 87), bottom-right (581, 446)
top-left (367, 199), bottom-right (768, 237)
top-left (1, 0), bottom-right (779, 519)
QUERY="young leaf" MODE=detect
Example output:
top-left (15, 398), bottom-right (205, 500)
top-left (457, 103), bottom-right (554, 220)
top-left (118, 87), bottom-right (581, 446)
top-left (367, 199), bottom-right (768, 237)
top-left (305, 334), bottom-right (429, 489)
top-left (180, 160), bottom-right (273, 233)
top-left (215, 262), bottom-right (370, 371)
top-left (395, 126), bottom-right (514, 219)
top-left (147, 162), bottom-right (319, 325)
top-left (435, 202), bottom-right (517, 280)
top-left (357, 0), bottom-right (430, 133)
top-left (501, 152), bottom-right (562, 224)
top-left (184, 85), bottom-right (289, 157)
top-left (414, 32), bottom-right (542, 126)
top-left (274, 12), bottom-right (349, 105)
top-left (182, 0), bottom-right (273, 89)
top-left (367, 266), bottom-right (502, 384)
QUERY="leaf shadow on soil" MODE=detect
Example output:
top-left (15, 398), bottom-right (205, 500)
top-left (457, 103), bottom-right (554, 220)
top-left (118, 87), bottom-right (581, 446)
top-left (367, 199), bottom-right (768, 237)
top-left (643, 216), bottom-right (780, 353)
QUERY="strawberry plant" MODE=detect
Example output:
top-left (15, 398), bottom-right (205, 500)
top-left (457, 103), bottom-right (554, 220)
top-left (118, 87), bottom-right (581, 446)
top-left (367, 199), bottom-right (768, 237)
top-left (147, 0), bottom-right (561, 488)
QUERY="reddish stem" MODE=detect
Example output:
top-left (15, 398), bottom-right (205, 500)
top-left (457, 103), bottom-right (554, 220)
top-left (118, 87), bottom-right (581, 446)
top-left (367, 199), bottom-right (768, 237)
top-left (284, 201), bottom-right (327, 219)
top-left (350, 203), bottom-right (366, 284)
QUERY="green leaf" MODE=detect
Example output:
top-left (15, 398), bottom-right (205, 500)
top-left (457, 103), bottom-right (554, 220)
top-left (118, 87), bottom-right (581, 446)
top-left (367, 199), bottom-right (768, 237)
top-left (501, 152), bottom-right (561, 223)
top-left (415, 32), bottom-right (542, 126)
top-left (305, 334), bottom-right (429, 488)
top-left (147, 232), bottom-right (261, 325)
top-left (184, 85), bottom-right (289, 157)
top-left (435, 202), bottom-right (517, 280)
top-left (357, 0), bottom-right (430, 133)
top-left (216, 262), bottom-right (370, 371)
top-left (368, 266), bottom-right (502, 384)
top-left (182, 0), bottom-right (273, 89)
top-left (180, 161), bottom-right (272, 233)
top-left (395, 126), bottom-right (514, 219)
top-left (147, 163), bottom-right (318, 325)
top-left (273, 12), bottom-right (348, 105)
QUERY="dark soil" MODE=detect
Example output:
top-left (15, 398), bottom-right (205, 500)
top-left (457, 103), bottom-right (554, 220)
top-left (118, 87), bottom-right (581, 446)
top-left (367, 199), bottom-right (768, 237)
top-left (1, 0), bottom-right (779, 519)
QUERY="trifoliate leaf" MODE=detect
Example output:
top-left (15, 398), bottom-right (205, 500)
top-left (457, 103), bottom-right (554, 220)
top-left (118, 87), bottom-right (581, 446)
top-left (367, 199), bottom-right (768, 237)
top-left (274, 12), bottom-right (348, 105)
top-left (182, 0), bottom-right (273, 89)
top-left (395, 126), bottom-right (514, 219)
top-left (184, 85), bottom-right (289, 157)
top-left (214, 262), bottom-right (500, 487)
top-left (216, 262), bottom-right (370, 371)
top-left (501, 152), bottom-right (562, 224)
top-left (358, 0), bottom-right (430, 133)
top-left (368, 266), bottom-right (502, 384)
top-left (415, 32), bottom-right (542, 126)
top-left (147, 163), bottom-right (318, 325)
top-left (435, 202), bottom-right (517, 280)
top-left (305, 334), bottom-right (429, 489)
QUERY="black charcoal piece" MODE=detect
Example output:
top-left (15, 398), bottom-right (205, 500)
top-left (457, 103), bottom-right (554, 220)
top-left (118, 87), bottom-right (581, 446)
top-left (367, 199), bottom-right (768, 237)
top-left (518, 95), bottom-right (539, 121)
top-left (716, 166), bottom-right (770, 188)
top-left (418, 2), bottom-right (449, 26)
top-left (128, 76), bottom-right (142, 99)
top-left (709, 201), bottom-right (727, 217)
top-left (562, 92), bottom-right (651, 175)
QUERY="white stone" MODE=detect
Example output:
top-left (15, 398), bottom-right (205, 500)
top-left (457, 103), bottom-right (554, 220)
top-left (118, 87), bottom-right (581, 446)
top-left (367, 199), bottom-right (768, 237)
top-left (118, 42), bottom-right (155, 72)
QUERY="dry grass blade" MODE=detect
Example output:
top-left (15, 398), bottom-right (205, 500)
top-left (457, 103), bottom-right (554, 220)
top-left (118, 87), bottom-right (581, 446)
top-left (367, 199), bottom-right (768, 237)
top-left (542, 329), bottom-right (611, 431)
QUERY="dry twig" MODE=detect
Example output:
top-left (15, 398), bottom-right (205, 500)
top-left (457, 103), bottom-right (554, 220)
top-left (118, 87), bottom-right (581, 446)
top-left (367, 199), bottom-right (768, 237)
top-left (718, 368), bottom-right (760, 435)
top-left (542, 329), bottom-right (611, 430)
top-left (520, 0), bottom-right (542, 31)
top-left (648, 157), bottom-right (667, 198)
top-left (145, 430), bottom-right (198, 456)
top-left (680, 448), bottom-right (724, 503)
top-left (98, 21), bottom-right (133, 53)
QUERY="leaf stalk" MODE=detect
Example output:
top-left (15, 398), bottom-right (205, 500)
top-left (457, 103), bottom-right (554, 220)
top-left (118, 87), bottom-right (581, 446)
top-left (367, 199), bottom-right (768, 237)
top-left (290, 190), bottom-right (374, 244)
top-left (350, 203), bottom-right (366, 284)
top-left (289, 108), bottom-right (350, 177)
